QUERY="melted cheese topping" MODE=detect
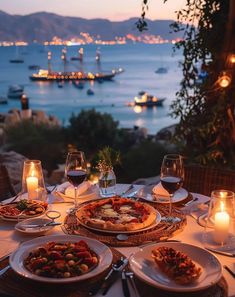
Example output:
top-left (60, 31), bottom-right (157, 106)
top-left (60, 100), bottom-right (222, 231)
top-left (102, 208), bottom-right (118, 217)
top-left (119, 214), bottom-right (136, 222)
top-left (119, 205), bottom-right (132, 213)
top-left (101, 204), bottom-right (112, 209)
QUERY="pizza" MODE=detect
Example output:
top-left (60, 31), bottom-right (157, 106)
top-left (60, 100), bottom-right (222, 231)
top-left (76, 197), bottom-right (157, 231)
top-left (152, 246), bottom-right (202, 285)
top-left (0, 199), bottom-right (47, 219)
top-left (24, 240), bottom-right (98, 278)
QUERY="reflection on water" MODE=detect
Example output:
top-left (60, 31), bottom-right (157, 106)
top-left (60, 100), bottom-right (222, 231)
top-left (0, 43), bottom-right (182, 134)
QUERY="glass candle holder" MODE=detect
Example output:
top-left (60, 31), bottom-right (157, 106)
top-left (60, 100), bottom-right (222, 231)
top-left (21, 160), bottom-right (47, 201)
top-left (202, 189), bottom-right (235, 251)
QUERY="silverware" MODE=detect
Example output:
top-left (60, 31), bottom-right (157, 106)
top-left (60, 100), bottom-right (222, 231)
top-left (102, 258), bottom-right (129, 295)
top-left (206, 247), bottom-right (235, 257)
top-left (0, 192), bottom-right (22, 206)
top-left (183, 197), bottom-right (199, 206)
top-left (46, 184), bottom-right (58, 194)
top-left (125, 271), bottom-right (140, 297)
top-left (122, 270), bottom-right (130, 297)
top-left (126, 190), bottom-right (139, 198)
top-left (20, 222), bottom-right (61, 229)
top-left (89, 257), bottom-right (128, 296)
top-left (224, 265), bottom-right (235, 278)
top-left (121, 185), bottom-right (134, 196)
top-left (0, 265), bottom-right (10, 276)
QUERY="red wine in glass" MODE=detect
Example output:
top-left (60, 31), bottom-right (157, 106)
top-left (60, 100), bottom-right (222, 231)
top-left (160, 154), bottom-right (184, 223)
top-left (65, 151), bottom-right (87, 209)
top-left (160, 176), bottom-right (183, 194)
top-left (67, 170), bottom-right (87, 187)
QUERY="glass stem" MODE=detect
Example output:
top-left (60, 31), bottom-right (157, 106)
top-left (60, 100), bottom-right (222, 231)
top-left (74, 187), bottom-right (78, 208)
top-left (169, 194), bottom-right (173, 216)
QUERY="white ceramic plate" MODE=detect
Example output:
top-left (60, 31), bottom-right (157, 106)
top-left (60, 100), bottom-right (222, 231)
top-left (10, 234), bottom-right (113, 283)
top-left (0, 201), bottom-right (47, 222)
top-left (129, 242), bottom-right (222, 292)
top-left (15, 218), bottom-right (55, 235)
top-left (55, 183), bottom-right (99, 201)
top-left (138, 186), bottom-right (189, 204)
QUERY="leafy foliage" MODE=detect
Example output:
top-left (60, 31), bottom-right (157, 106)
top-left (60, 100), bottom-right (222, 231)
top-left (116, 141), bottom-right (168, 183)
top-left (66, 109), bottom-right (120, 157)
top-left (5, 120), bottom-right (66, 173)
top-left (140, 0), bottom-right (235, 167)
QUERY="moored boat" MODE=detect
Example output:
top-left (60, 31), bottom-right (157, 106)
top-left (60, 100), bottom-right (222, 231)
top-left (30, 69), bottom-right (116, 81)
top-left (0, 96), bottom-right (8, 104)
top-left (155, 67), bottom-right (168, 74)
top-left (87, 89), bottom-right (94, 95)
top-left (134, 92), bottom-right (165, 107)
top-left (7, 85), bottom-right (24, 99)
top-left (9, 59), bottom-right (24, 63)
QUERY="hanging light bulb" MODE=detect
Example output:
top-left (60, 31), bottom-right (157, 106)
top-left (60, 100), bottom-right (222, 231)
top-left (230, 54), bottom-right (235, 64)
top-left (217, 72), bottom-right (232, 88)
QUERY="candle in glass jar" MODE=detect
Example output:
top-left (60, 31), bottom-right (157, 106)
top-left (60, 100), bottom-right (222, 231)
top-left (26, 175), bottom-right (38, 200)
top-left (214, 202), bottom-right (230, 244)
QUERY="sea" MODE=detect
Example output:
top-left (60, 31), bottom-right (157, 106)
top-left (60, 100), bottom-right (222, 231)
top-left (0, 43), bottom-right (183, 135)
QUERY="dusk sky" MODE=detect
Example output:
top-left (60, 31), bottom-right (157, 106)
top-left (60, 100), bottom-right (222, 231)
top-left (0, 0), bottom-right (187, 21)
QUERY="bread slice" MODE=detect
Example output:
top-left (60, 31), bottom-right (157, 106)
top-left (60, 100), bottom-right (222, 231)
top-left (152, 246), bottom-right (201, 285)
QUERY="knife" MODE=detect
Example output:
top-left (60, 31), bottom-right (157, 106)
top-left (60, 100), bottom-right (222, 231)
top-left (122, 270), bottom-right (130, 297)
top-left (20, 222), bottom-right (61, 228)
top-left (206, 247), bottom-right (235, 257)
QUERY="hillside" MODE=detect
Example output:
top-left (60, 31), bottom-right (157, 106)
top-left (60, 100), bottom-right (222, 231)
top-left (0, 11), bottom-right (182, 42)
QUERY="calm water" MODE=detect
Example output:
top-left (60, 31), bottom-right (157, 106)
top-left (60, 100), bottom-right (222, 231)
top-left (0, 44), bottom-right (183, 134)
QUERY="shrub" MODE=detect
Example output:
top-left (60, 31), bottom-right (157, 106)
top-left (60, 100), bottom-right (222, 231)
top-left (66, 109), bottom-right (120, 157)
top-left (116, 141), bottom-right (168, 183)
top-left (5, 120), bottom-right (66, 174)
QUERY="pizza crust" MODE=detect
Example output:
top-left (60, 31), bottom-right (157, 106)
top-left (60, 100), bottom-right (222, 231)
top-left (76, 197), bottom-right (157, 231)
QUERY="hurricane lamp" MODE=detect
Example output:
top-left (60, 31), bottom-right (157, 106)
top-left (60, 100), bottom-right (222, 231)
top-left (21, 160), bottom-right (47, 201)
top-left (202, 190), bottom-right (235, 250)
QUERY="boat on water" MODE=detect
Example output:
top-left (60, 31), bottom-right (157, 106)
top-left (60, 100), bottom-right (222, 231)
top-left (30, 69), bottom-right (118, 82)
top-left (133, 92), bottom-right (166, 107)
top-left (155, 67), bottom-right (168, 74)
top-left (9, 58), bottom-right (24, 63)
top-left (0, 96), bottom-right (8, 104)
top-left (7, 85), bottom-right (24, 99)
top-left (87, 89), bottom-right (94, 95)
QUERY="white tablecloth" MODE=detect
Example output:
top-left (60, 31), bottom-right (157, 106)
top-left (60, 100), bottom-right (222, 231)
top-left (0, 184), bottom-right (234, 297)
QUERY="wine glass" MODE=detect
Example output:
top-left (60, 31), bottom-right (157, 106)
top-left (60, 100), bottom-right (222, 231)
top-left (160, 154), bottom-right (184, 223)
top-left (65, 151), bottom-right (87, 209)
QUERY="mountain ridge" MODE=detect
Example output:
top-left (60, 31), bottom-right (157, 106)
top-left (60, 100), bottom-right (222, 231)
top-left (0, 11), bottom-right (182, 42)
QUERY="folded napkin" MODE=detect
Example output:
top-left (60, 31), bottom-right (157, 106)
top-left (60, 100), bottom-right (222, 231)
top-left (65, 181), bottom-right (91, 198)
top-left (152, 182), bottom-right (170, 197)
top-left (52, 181), bottom-right (92, 203)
